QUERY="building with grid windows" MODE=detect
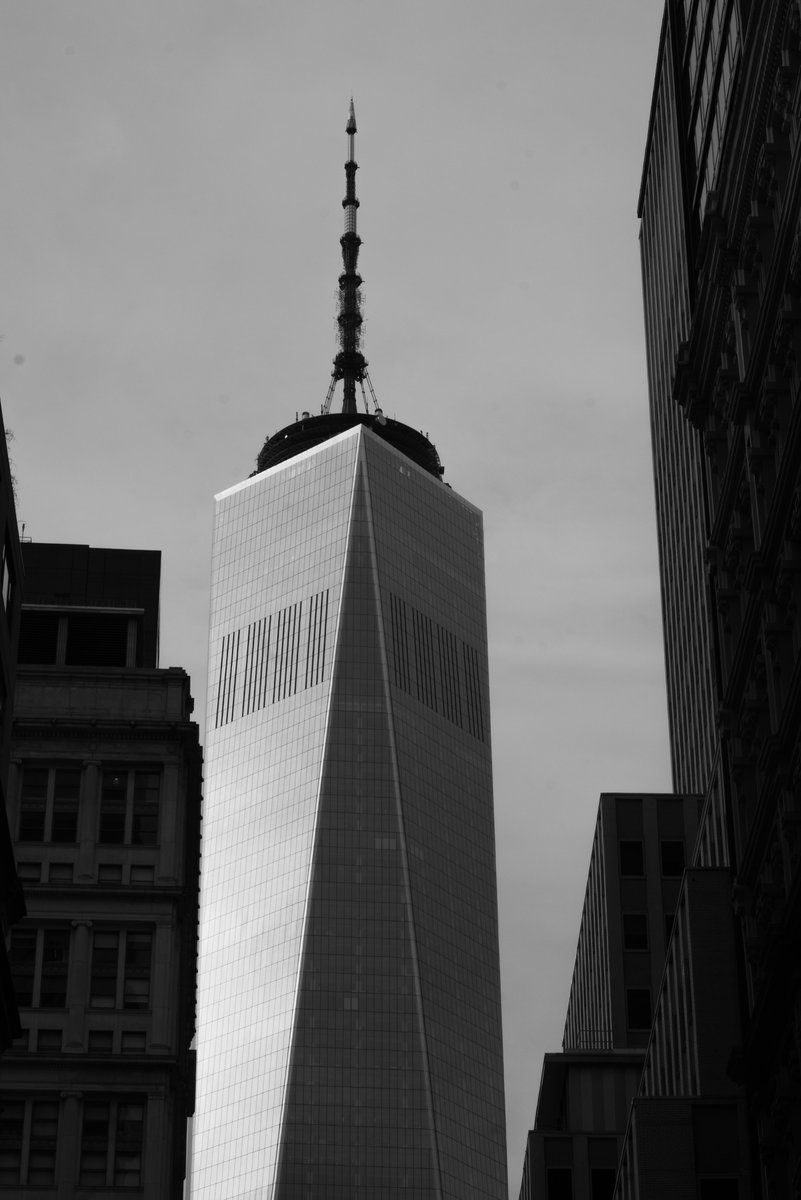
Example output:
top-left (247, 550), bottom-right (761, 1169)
top-left (613, 869), bottom-right (753, 1199)
top-left (1, 543), bottom-right (202, 1196)
top-left (561, 794), bottom-right (701, 1056)
top-left (190, 104), bottom-right (507, 1200)
top-left (516, 794), bottom-right (701, 1200)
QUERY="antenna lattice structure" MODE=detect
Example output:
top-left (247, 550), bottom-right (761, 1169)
top-left (324, 100), bottom-right (378, 415)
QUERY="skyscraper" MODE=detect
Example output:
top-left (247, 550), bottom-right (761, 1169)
top-left (634, 1), bottom-right (801, 1194)
top-left (191, 105), bottom-right (507, 1198)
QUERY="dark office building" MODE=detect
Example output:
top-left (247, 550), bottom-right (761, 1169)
top-left (1, 543), bottom-right (202, 1196)
top-left (614, 869), bottom-right (753, 1199)
top-left (562, 793), bottom-right (701, 1055)
top-left (634, 0), bottom-right (801, 1194)
top-left (190, 105), bottom-right (508, 1198)
top-left (0, 412), bottom-right (24, 1057)
top-left (517, 794), bottom-right (701, 1200)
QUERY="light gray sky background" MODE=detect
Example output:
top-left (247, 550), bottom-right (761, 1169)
top-left (1, 1), bottom-right (670, 1190)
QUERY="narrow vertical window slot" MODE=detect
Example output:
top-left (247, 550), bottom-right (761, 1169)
top-left (319, 589), bottom-right (329, 682)
top-left (450, 631), bottom-right (463, 728)
top-left (305, 594), bottom-right (317, 690)
top-left (260, 616), bottom-right (272, 710)
top-left (292, 602), bottom-right (303, 696)
top-left (242, 623), bottom-right (253, 717)
top-left (437, 627), bottom-right (450, 721)
top-left (400, 599), bottom-right (410, 691)
top-left (227, 630), bottom-right (240, 725)
top-left (253, 618), bottom-right (264, 712)
top-left (282, 605), bottom-right (295, 700)
top-left (272, 609), bottom-right (285, 703)
top-left (215, 634), bottom-right (229, 729)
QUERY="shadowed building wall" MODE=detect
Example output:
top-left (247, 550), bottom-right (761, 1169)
top-left (636, 0), bottom-right (801, 1194)
top-left (1, 543), bottom-right (201, 1197)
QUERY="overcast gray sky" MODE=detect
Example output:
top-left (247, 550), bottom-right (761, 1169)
top-left (1, 1), bottom-right (670, 1190)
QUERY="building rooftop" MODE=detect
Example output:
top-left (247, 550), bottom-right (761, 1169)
top-left (254, 411), bottom-right (444, 479)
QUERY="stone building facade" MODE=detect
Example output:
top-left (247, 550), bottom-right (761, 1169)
top-left (1, 544), bottom-right (201, 1198)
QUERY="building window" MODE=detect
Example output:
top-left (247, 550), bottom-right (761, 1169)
top-left (16, 861), bottom-right (41, 883)
top-left (622, 913), bottom-right (648, 951)
top-left (18, 609), bottom-right (62, 664)
top-left (18, 607), bottom-right (141, 667)
top-left (619, 840), bottom-right (644, 876)
top-left (89, 930), bottom-right (152, 1010)
top-left (99, 768), bottom-right (160, 845)
top-left (65, 611), bottom-right (133, 667)
top-left (0, 1101), bottom-right (24, 1184)
top-left (98, 864), bottom-right (123, 884)
top-left (547, 1167), bottom-right (573, 1200)
top-left (10, 927), bottom-right (70, 1009)
top-left (591, 1167), bottom-right (617, 1200)
top-left (87, 1031), bottom-right (114, 1053)
top-left (661, 840), bottom-right (685, 877)
top-left (18, 764), bottom-right (80, 843)
top-left (665, 912), bottom-right (675, 946)
top-left (626, 988), bottom-right (652, 1031)
top-left (80, 1099), bottom-right (144, 1187)
top-left (698, 1183), bottom-right (738, 1199)
top-left (48, 862), bottom-right (74, 884)
top-left (36, 1029), bottom-right (62, 1052)
top-left (0, 1096), bottom-right (59, 1185)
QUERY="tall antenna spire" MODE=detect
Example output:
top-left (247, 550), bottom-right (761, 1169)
top-left (325, 99), bottom-right (374, 415)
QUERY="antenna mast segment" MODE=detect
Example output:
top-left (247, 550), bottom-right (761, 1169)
top-left (324, 100), bottom-right (378, 415)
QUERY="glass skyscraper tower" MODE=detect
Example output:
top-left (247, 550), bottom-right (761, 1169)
top-left (190, 106), bottom-right (507, 1199)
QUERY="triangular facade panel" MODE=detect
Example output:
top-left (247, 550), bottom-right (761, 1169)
top-left (275, 459), bottom-right (439, 1195)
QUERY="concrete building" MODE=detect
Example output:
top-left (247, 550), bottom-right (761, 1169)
top-left (517, 1052), bottom-right (643, 1200)
top-left (1, 543), bottom-right (201, 1197)
top-left (190, 105), bottom-right (507, 1198)
top-left (615, 870), bottom-right (752, 1199)
top-left (0, 413), bottom-right (24, 1057)
top-left (517, 794), bottom-right (700, 1200)
top-left (562, 794), bottom-right (702, 1055)
top-left (632, 0), bottom-right (801, 1193)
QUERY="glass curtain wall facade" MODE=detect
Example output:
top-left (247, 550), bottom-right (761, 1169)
top-left (191, 424), bottom-right (507, 1198)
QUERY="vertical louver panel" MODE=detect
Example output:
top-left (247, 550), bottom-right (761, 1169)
top-left (214, 591), bottom-right (330, 728)
top-left (387, 592), bottom-right (484, 741)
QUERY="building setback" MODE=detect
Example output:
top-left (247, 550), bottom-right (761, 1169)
top-left (190, 105), bottom-right (508, 1198)
top-left (1, 543), bottom-right (202, 1197)
top-left (634, 0), bottom-right (801, 1194)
